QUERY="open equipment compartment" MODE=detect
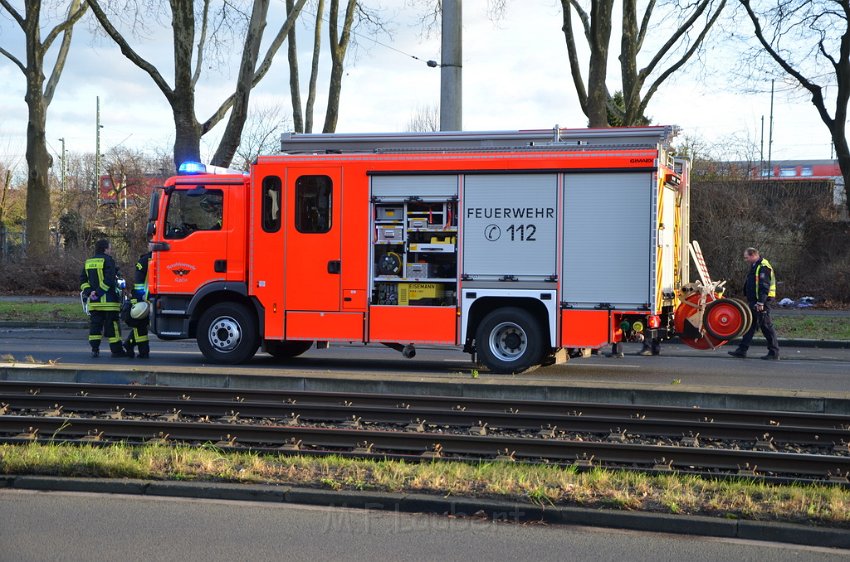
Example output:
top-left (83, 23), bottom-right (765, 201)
top-left (370, 176), bottom-right (459, 307)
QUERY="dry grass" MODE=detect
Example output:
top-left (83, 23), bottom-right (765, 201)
top-left (1, 443), bottom-right (848, 527)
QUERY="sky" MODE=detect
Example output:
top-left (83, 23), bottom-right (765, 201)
top-left (0, 0), bottom-right (839, 172)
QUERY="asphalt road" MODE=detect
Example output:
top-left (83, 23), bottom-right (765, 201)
top-left (1, 327), bottom-right (850, 392)
top-left (0, 490), bottom-right (845, 562)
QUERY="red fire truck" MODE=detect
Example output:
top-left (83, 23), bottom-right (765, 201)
top-left (146, 126), bottom-right (748, 372)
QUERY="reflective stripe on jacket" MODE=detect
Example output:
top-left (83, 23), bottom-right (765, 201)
top-left (755, 258), bottom-right (777, 300)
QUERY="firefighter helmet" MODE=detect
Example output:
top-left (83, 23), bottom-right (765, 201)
top-left (130, 301), bottom-right (150, 320)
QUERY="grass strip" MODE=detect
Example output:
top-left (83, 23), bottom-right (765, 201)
top-left (1, 442), bottom-right (848, 528)
top-left (773, 316), bottom-right (850, 341)
top-left (0, 302), bottom-right (82, 323)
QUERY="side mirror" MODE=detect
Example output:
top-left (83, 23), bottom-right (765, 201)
top-left (146, 222), bottom-right (156, 239)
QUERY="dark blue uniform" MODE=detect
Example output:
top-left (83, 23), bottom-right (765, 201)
top-left (732, 257), bottom-right (780, 359)
top-left (123, 252), bottom-right (151, 358)
top-left (80, 252), bottom-right (124, 357)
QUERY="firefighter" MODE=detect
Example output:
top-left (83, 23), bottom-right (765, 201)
top-left (728, 247), bottom-right (780, 360)
top-left (122, 248), bottom-right (152, 359)
top-left (80, 238), bottom-right (125, 358)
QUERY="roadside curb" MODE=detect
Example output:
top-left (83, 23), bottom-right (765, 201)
top-left (1, 475), bottom-right (847, 549)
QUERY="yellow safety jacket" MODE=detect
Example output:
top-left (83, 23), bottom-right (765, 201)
top-left (755, 258), bottom-right (777, 300)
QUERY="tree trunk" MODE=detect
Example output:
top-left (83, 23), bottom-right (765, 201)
top-left (169, 0), bottom-right (201, 171)
top-left (24, 88), bottom-right (52, 257)
top-left (587, 0), bottom-right (614, 127)
top-left (171, 102), bottom-right (202, 172)
top-left (210, 0), bottom-right (271, 167)
top-left (833, 130), bottom-right (850, 218)
top-left (305, 0), bottom-right (325, 134)
top-left (23, 4), bottom-right (50, 257)
top-left (286, 0), bottom-right (304, 133)
top-left (322, 0), bottom-right (356, 134)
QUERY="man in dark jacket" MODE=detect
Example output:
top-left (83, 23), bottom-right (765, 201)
top-left (728, 247), bottom-right (780, 360)
top-left (80, 238), bottom-right (125, 358)
top-left (123, 249), bottom-right (151, 358)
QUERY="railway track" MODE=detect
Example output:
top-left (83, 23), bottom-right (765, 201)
top-left (1, 381), bottom-right (849, 484)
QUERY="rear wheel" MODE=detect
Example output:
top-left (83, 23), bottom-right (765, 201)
top-left (475, 307), bottom-right (544, 374)
top-left (197, 302), bottom-right (259, 364)
top-left (266, 340), bottom-right (313, 359)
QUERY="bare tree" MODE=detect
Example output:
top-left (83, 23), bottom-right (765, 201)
top-left (561, 0), bottom-right (726, 127)
top-left (739, 0), bottom-right (850, 216)
top-left (86, 0), bottom-right (307, 170)
top-left (405, 103), bottom-right (440, 132)
top-left (0, 0), bottom-right (88, 256)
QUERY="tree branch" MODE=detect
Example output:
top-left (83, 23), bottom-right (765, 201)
top-left (640, 0), bottom-right (725, 118)
top-left (44, 0), bottom-right (86, 105)
top-left (820, 38), bottom-right (839, 67)
top-left (0, 0), bottom-right (24, 28)
top-left (560, 0), bottom-right (588, 112)
top-left (739, 0), bottom-right (834, 127)
top-left (640, 0), bottom-right (713, 81)
top-left (202, 0), bottom-right (307, 133)
top-left (636, 0), bottom-right (656, 52)
top-left (0, 46), bottom-right (25, 74)
top-left (192, 0), bottom-right (211, 88)
top-left (336, 0), bottom-right (357, 58)
top-left (569, 0), bottom-right (592, 41)
top-left (41, 1), bottom-right (87, 54)
top-left (86, 0), bottom-right (175, 101)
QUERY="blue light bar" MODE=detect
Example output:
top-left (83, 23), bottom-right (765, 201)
top-left (178, 161), bottom-right (206, 174)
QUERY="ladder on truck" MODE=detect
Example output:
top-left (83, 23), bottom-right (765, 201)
top-left (280, 126), bottom-right (680, 154)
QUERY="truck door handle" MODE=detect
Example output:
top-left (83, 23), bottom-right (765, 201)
top-left (214, 260), bottom-right (227, 273)
top-left (327, 260), bottom-right (341, 274)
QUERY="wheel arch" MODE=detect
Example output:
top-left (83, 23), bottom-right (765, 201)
top-left (186, 283), bottom-right (263, 339)
top-left (463, 292), bottom-right (556, 351)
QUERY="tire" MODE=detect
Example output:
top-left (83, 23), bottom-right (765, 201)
top-left (475, 307), bottom-right (545, 374)
top-left (197, 302), bottom-right (259, 364)
top-left (703, 298), bottom-right (748, 341)
top-left (266, 340), bottom-right (313, 359)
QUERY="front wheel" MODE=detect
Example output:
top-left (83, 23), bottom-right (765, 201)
top-left (197, 302), bottom-right (259, 364)
top-left (475, 307), bottom-right (544, 374)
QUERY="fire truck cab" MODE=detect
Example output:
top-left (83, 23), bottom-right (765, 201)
top-left (146, 126), bottom-right (714, 373)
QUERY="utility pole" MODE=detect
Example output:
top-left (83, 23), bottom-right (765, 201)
top-left (440, 0), bottom-right (462, 131)
top-left (759, 116), bottom-right (764, 176)
top-left (95, 96), bottom-right (103, 200)
top-left (767, 79), bottom-right (774, 178)
top-left (58, 137), bottom-right (66, 192)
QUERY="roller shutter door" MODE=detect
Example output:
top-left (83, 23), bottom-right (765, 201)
top-left (561, 173), bottom-right (653, 308)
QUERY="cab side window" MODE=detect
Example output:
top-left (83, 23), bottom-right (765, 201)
top-left (295, 175), bottom-right (332, 234)
top-left (262, 176), bottom-right (282, 233)
top-left (164, 189), bottom-right (224, 239)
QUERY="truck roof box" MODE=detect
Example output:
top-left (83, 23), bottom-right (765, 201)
top-left (280, 126), bottom-right (679, 155)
